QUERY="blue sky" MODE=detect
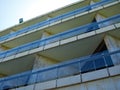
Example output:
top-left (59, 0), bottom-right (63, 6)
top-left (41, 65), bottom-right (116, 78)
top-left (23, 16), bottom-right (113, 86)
top-left (0, 0), bottom-right (80, 31)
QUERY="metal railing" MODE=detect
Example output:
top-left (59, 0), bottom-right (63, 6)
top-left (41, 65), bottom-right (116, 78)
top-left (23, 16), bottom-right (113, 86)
top-left (0, 0), bottom-right (117, 42)
top-left (0, 14), bottom-right (120, 60)
top-left (0, 49), bottom-right (120, 90)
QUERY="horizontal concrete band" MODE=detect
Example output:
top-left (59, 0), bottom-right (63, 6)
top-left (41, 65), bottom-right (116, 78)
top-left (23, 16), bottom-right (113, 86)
top-left (0, 23), bottom-right (120, 63)
top-left (13, 65), bottom-right (120, 90)
top-left (0, 1), bottom-right (119, 45)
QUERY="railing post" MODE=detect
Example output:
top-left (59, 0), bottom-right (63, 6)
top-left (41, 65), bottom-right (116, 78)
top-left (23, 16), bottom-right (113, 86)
top-left (102, 52), bottom-right (111, 76)
top-left (79, 61), bottom-right (83, 82)
top-left (93, 59), bottom-right (96, 71)
top-left (56, 67), bottom-right (59, 87)
top-left (102, 52), bottom-right (108, 68)
top-left (32, 71), bottom-right (38, 90)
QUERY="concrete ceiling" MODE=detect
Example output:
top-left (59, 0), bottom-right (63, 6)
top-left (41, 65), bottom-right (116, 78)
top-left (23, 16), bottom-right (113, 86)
top-left (38, 27), bottom-right (120, 62)
top-left (107, 27), bottom-right (120, 39)
top-left (39, 34), bottom-right (104, 62)
top-left (98, 3), bottom-right (120, 17)
top-left (45, 12), bottom-right (95, 35)
top-left (0, 55), bottom-right (35, 76)
top-left (2, 30), bottom-right (43, 48)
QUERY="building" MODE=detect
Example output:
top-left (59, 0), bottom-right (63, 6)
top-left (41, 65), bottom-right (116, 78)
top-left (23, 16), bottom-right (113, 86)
top-left (0, 0), bottom-right (120, 90)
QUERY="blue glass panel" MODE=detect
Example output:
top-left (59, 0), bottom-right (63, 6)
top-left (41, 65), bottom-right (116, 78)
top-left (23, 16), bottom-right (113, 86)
top-left (105, 55), bottom-right (113, 67)
top-left (80, 60), bottom-right (95, 73)
top-left (6, 49), bottom-right (18, 57)
top-left (94, 56), bottom-right (106, 70)
top-left (36, 68), bottom-right (57, 83)
top-left (17, 75), bottom-right (29, 86)
top-left (17, 45), bottom-right (31, 53)
top-left (1, 78), bottom-right (18, 89)
top-left (30, 42), bottom-right (40, 50)
top-left (58, 63), bottom-right (80, 78)
top-left (45, 36), bottom-right (60, 45)
top-left (0, 53), bottom-right (5, 59)
top-left (27, 73), bottom-right (37, 84)
top-left (87, 23), bottom-right (99, 32)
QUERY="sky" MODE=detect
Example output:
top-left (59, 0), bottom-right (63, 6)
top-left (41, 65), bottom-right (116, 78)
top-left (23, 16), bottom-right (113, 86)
top-left (0, 0), bottom-right (80, 31)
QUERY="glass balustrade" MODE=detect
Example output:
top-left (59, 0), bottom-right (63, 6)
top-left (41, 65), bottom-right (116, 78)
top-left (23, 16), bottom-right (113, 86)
top-left (0, 49), bottom-right (120, 90)
top-left (0, 0), bottom-right (117, 42)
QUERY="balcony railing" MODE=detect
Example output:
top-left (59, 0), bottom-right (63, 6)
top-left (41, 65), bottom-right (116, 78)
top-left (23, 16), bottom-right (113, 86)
top-left (0, 49), bottom-right (120, 90)
top-left (0, 0), bottom-right (117, 42)
top-left (0, 14), bottom-right (120, 60)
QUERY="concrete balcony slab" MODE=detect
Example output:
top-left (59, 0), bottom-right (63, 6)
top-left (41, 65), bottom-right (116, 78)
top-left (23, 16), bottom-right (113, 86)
top-left (57, 75), bottom-right (81, 87)
top-left (96, 25), bottom-right (115, 34)
top-left (29, 46), bottom-right (44, 54)
top-left (115, 23), bottom-right (120, 28)
top-left (89, 6), bottom-right (103, 13)
top-left (77, 31), bottom-right (95, 40)
top-left (15, 87), bottom-right (25, 90)
top-left (15, 51), bottom-right (29, 58)
top-left (2, 55), bottom-right (15, 62)
top-left (103, 1), bottom-right (119, 8)
top-left (44, 41), bottom-right (59, 50)
top-left (62, 16), bottom-right (75, 22)
top-left (75, 11), bottom-right (88, 18)
top-left (109, 65), bottom-right (120, 76)
top-left (35, 80), bottom-right (56, 90)
top-left (49, 20), bottom-right (62, 26)
top-left (24, 85), bottom-right (34, 90)
top-left (82, 69), bottom-right (109, 82)
top-left (60, 36), bottom-right (77, 45)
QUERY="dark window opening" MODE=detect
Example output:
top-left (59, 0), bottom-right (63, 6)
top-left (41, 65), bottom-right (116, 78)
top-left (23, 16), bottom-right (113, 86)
top-left (93, 40), bottom-right (107, 53)
top-left (93, 40), bottom-right (113, 67)
top-left (81, 40), bottom-right (113, 73)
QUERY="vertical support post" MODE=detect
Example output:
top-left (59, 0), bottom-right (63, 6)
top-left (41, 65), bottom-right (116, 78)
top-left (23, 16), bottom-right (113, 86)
top-left (104, 35), bottom-right (120, 65)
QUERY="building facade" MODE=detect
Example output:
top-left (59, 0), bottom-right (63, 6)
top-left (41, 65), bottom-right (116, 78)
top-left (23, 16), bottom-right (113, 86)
top-left (0, 0), bottom-right (120, 90)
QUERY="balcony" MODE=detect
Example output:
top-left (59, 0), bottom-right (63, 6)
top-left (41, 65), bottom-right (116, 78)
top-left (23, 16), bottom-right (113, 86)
top-left (0, 0), bottom-right (118, 43)
top-left (0, 14), bottom-right (120, 62)
top-left (0, 49), bottom-right (120, 90)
